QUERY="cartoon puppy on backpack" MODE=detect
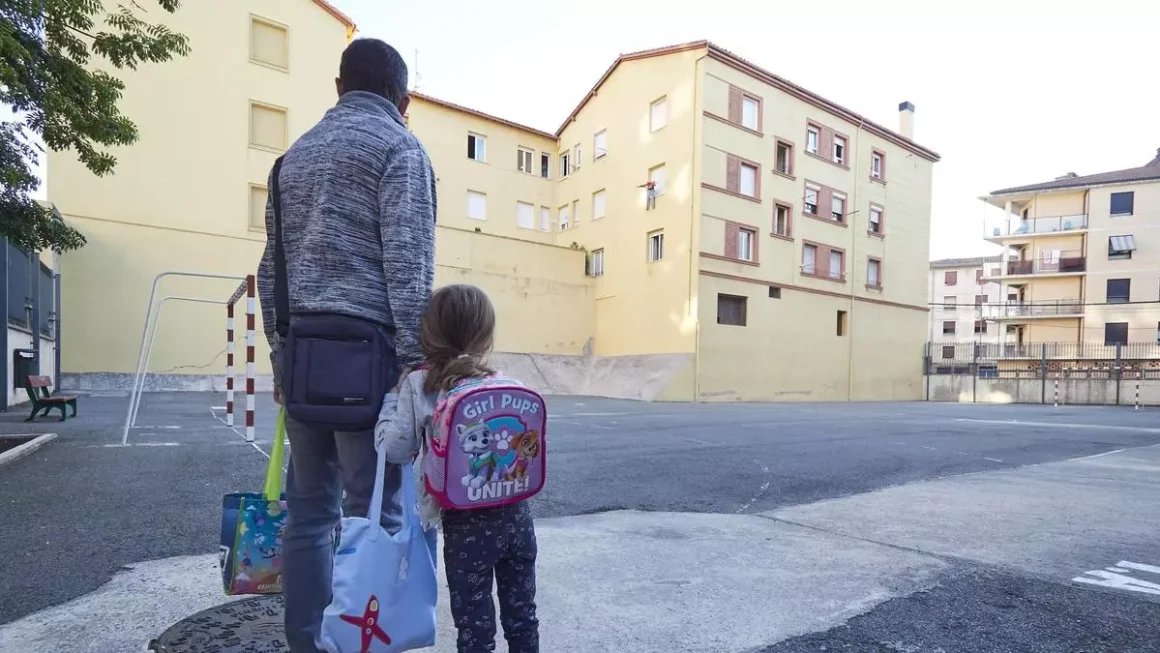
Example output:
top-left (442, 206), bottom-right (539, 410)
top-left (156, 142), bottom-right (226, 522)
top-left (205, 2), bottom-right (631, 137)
top-left (457, 422), bottom-right (497, 489)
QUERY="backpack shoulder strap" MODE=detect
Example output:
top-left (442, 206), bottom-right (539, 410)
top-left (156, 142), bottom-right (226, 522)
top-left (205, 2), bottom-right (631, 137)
top-left (271, 156), bottom-right (290, 339)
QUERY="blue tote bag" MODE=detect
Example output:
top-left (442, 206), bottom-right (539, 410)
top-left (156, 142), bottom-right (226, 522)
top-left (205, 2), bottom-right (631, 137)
top-left (318, 447), bottom-right (438, 653)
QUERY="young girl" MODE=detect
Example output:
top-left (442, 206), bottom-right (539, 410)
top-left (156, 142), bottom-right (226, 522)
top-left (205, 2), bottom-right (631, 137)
top-left (375, 284), bottom-right (540, 653)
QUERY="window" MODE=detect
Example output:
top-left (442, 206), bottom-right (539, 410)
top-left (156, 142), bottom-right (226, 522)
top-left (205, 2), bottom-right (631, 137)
top-left (560, 151), bottom-right (571, 178)
top-left (1107, 278), bottom-right (1131, 304)
top-left (249, 102), bottom-right (288, 151)
top-left (648, 164), bottom-right (666, 194)
top-left (802, 243), bottom-right (817, 274)
top-left (572, 200), bottom-right (579, 226)
top-left (831, 194), bottom-right (845, 222)
top-left (974, 320), bottom-right (988, 334)
top-left (944, 296), bottom-right (956, 310)
top-left (1104, 322), bottom-right (1129, 346)
top-left (516, 201), bottom-right (535, 229)
top-left (806, 126), bottom-right (820, 154)
top-left (739, 162), bottom-right (758, 198)
top-left (832, 135), bottom-right (846, 165)
top-left (558, 204), bottom-right (570, 230)
top-left (540, 153), bottom-right (550, 179)
top-left (976, 269), bottom-right (984, 283)
top-left (943, 321), bottom-right (957, 335)
top-left (540, 206), bottom-right (551, 232)
top-left (768, 286), bottom-right (781, 299)
top-left (828, 250), bottom-right (844, 279)
top-left (738, 228), bottom-right (755, 262)
top-left (250, 17), bottom-right (289, 70)
top-left (649, 97), bottom-right (668, 132)
top-left (804, 186), bottom-right (819, 215)
top-left (592, 189), bottom-right (607, 220)
top-left (837, 310), bottom-right (848, 336)
top-left (775, 141), bottom-right (793, 175)
top-left (573, 144), bottom-right (582, 170)
top-left (717, 294), bottom-right (748, 326)
top-left (944, 270), bottom-right (958, 286)
top-left (248, 184), bottom-right (267, 230)
top-left (648, 230), bottom-right (665, 261)
top-left (466, 191), bottom-right (487, 220)
top-left (867, 258), bottom-right (881, 287)
top-left (975, 294), bottom-right (987, 306)
top-left (942, 345), bottom-right (956, 359)
top-left (1110, 191), bottom-right (1134, 216)
top-left (870, 151), bottom-right (884, 179)
top-left (1108, 235), bottom-right (1136, 260)
top-left (869, 206), bottom-right (883, 234)
top-left (517, 148), bottom-right (534, 174)
top-left (590, 249), bottom-right (604, 277)
top-left (741, 96), bottom-right (760, 131)
top-left (773, 203), bottom-right (791, 237)
top-left (991, 267), bottom-right (1001, 278)
top-left (467, 133), bottom-right (486, 161)
top-left (594, 130), bottom-right (608, 159)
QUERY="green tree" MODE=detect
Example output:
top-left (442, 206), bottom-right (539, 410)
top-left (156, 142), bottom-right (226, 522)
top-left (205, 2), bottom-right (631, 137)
top-left (1, 0), bottom-right (189, 252)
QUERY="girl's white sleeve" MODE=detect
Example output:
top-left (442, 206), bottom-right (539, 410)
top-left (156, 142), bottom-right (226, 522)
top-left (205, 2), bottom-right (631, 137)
top-left (374, 375), bottom-right (421, 463)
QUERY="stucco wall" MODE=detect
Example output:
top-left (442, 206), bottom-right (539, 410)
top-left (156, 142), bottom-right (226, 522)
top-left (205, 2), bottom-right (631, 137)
top-left (927, 374), bottom-right (1160, 407)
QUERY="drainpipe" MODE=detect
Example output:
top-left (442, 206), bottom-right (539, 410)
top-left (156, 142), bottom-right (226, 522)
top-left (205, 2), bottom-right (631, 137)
top-left (847, 118), bottom-right (865, 401)
top-left (0, 240), bottom-right (7, 411)
top-left (689, 52), bottom-right (707, 402)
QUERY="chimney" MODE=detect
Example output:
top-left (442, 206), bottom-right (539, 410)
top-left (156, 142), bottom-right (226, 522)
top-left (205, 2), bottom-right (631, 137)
top-left (898, 101), bottom-right (915, 139)
top-left (1147, 147), bottom-right (1160, 168)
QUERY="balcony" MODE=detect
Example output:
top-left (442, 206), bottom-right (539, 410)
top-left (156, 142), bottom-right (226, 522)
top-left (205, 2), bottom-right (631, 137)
top-left (987, 214), bottom-right (1087, 240)
top-left (984, 299), bottom-right (1084, 320)
top-left (991, 250), bottom-right (1086, 278)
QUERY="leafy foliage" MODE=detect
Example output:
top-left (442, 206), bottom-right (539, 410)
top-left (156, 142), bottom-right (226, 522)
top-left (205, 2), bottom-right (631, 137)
top-left (1, 0), bottom-right (189, 252)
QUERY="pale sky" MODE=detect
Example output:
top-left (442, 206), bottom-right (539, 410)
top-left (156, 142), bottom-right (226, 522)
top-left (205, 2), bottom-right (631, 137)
top-left (331, 0), bottom-right (1160, 260)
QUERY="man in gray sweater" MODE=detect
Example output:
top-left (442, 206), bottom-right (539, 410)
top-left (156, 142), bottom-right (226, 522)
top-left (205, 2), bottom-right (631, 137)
top-left (256, 38), bottom-right (436, 652)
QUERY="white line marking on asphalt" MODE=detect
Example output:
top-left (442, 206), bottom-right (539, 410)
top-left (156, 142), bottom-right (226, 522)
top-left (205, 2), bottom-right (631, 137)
top-left (129, 425), bottom-right (182, 430)
top-left (1072, 448), bottom-right (1126, 461)
top-left (209, 407), bottom-right (275, 461)
top-left (736, 460), bottom-right (772, 514)
top-left (103, 442), bottom-right (180, 447)
top-left (1073, 560), bottom-right (1160, 596)
top-left (211, 406), bottom-right (227, 410)
top-left (984, 457), bottom-right (1004, 463)
top-left (680, 436), bottom-right (714, 445)
top-left (956, 418), bottom-right (1160, 433)
top-left (920, 445), bottom-right (937, 450)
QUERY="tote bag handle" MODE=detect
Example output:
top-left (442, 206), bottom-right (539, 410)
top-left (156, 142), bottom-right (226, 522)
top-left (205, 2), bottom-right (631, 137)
top-left (262, 409), bottom-right (288, 502)
top-left (367, 443), bottom-right (418, 542)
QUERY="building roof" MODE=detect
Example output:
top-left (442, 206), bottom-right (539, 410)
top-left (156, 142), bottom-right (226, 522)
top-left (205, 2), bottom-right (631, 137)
top-left (312, 0), bottom-right (356, 29)
top-left (989, 148), bottom-right (1160, 196)
top-left (929, 255), bottom-right (1002, 269)
top-left (555, 40), bottom-right (941, 162)
top-left (410, 92), bottom-right (556, 140)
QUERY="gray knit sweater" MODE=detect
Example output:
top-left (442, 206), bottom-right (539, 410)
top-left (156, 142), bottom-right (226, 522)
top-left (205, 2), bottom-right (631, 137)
top-left (256, 91), bottom-right (437, 367)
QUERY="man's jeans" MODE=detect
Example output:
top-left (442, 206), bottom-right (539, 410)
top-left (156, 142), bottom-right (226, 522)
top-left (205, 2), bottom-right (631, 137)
top-left (277, 356), bottom-right (403, 652)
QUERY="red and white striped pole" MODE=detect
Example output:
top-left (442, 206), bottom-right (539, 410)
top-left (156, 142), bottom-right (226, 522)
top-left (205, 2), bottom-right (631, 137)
top-left (226, 302), bottom-right (236, 427)
top-left (245, 275), bottom-right (257, 442)
top-left (1135, 378), bottom-right (1141, 411)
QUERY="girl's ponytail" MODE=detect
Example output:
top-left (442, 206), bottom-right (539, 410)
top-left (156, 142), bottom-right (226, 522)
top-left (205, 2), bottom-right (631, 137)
top-left (419, 285), bottom-right (496, 394)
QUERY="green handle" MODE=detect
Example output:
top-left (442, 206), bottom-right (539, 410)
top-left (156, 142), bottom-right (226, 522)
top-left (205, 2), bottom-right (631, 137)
top-left (263, 408), bottom-right (287, 501)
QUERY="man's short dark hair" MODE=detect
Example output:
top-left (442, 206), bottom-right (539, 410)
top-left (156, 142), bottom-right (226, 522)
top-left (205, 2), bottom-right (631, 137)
top-left (339, 39), bottom-right (409, 106)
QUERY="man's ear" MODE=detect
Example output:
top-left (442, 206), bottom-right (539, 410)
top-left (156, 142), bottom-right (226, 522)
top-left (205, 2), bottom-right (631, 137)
top-left (397, 95), bottom-right (410, 116)
top-left (335, 77), bottom-right (343, 98)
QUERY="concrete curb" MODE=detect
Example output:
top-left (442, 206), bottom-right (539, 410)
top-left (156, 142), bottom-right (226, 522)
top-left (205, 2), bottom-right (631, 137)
top-left (0, 433), bottom-right (59, 468)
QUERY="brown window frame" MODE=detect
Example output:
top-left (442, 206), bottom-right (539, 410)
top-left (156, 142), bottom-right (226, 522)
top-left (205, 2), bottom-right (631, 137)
top-left (867, 257), bottom-right (883, 289)
top-left (944, 270), bottom-right (958, 286)
top-left (716, 293), bottom-right (749, 326)
top-left (942, 321), bottom-right (957, 335)
top-left (727, 85), bottom-right (764, 134)
top-left (870, 149), bottom-right (887, 182)
top-left (802, 240), bottom-right (846, 283)
top-left (868, 203), bottom-right (884, 237)
top-left (723, 221), bottom-right (761, 265)
top-left (774, 139), bottom-right (795, 178)
top-left (804, 119), bottom-right (850, 169)
top-left (772, 201), bottom-right (793, 239)
top-left (725, 153), bottom-right (762, 201)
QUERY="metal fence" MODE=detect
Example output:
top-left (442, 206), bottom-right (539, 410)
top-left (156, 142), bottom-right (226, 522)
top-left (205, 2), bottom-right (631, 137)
top-left (926, 341), bottom-right (1160, 380)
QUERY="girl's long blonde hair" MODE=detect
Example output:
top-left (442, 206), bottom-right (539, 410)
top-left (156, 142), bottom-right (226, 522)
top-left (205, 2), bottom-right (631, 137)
top-left (420, 284), bottom-right (496, 394)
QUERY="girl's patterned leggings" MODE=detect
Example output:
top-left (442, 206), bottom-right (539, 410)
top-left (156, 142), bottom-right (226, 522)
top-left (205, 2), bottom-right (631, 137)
top-left (442, 502), bottom-right (539, 653)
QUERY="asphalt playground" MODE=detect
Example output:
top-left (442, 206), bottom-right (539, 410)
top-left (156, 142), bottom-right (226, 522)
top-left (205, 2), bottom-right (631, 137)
top-left (1, 392), bottom-right (1159, 652)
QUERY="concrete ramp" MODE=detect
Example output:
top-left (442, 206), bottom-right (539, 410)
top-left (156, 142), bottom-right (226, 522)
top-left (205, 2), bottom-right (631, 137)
top-left (491, 352), bottom-right (692, 401)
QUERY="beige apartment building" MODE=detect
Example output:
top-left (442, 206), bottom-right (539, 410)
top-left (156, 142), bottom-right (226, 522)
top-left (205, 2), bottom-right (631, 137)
top-left (47, 1), bottom-right (940, 402)
top-left (983, 151), bottom-right (1160, 347)
top-left (928, 256), bottom-right (1003, 346)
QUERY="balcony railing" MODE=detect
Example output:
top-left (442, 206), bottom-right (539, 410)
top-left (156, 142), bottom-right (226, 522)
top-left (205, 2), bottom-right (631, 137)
top-left (994, 250), bottom-right (1086, 276)
top-left (988, 214), bottom-right (1087, 238)
top-left (983, 299), bottom-right (1084, 319)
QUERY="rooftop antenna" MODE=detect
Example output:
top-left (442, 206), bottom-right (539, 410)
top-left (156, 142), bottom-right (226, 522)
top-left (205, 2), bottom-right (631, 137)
top-left (412, 49), bottom-right (422, 92)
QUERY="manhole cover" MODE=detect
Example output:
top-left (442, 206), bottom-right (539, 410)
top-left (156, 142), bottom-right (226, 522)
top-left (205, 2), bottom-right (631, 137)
top-left (149, 595), bottom-right (288, 652)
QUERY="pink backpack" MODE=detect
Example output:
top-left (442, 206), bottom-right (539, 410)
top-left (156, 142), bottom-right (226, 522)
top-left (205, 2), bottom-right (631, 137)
top-left (423, 375), bottom-right (547, 511)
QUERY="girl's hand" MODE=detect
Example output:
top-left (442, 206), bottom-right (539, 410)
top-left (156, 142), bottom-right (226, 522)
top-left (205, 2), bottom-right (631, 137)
top-left (393, 367), bottom-right (412, 392)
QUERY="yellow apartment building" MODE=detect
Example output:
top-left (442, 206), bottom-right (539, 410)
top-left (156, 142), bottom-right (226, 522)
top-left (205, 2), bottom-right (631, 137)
top-left (982, 150), bottom-right (1160, 348)
top-left (47, 2), bottom-right (940, 402)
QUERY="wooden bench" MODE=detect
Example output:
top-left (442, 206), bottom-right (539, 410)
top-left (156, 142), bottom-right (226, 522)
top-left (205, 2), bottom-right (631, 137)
top-left (24, 376), bottom-right (78, 422)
